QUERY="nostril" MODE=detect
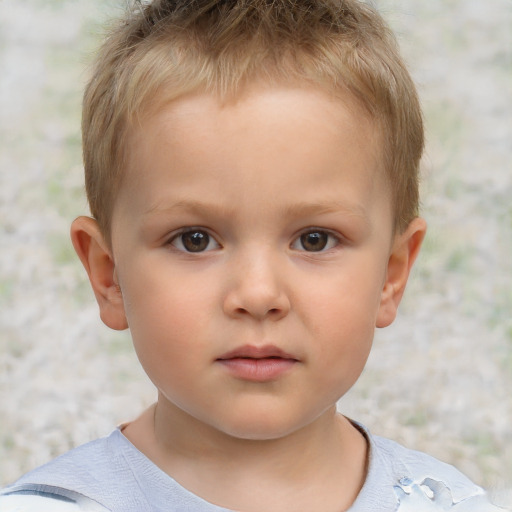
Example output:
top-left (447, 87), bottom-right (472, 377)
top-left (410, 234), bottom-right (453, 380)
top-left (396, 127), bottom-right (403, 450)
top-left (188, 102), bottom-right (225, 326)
top-left (235, 307), bottom-right (279, 315)
top-left (223, 284), bottom-right (291, 320)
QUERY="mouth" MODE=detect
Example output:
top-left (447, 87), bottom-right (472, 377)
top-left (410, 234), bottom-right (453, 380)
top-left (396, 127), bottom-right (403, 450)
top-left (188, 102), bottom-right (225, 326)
top-left (216, 345), bottom-right (299, 382)
top-left (217, 344), bottom-right (297, 361)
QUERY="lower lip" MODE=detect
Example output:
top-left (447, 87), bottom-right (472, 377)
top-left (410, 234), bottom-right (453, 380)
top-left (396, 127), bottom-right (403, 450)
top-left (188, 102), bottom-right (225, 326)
top-left (217, 357), bottom-right (297, 381)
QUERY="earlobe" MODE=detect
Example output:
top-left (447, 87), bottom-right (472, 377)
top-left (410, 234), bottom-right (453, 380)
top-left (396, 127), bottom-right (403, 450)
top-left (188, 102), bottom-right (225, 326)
top-left (376, 217), bottom-right (427, 328)
top-left (70, 216), bottom-right (128, 331)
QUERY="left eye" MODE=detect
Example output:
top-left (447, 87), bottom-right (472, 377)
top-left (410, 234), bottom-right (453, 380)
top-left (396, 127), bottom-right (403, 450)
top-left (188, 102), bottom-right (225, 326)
top-left (291, 230), bottom-right (339, 252)
top-left (170, 229), bottom-right (220, 253)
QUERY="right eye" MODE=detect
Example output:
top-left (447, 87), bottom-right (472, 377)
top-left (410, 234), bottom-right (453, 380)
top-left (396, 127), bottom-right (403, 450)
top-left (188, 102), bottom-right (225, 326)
top-left (169, 229), bottom-right (220, 253)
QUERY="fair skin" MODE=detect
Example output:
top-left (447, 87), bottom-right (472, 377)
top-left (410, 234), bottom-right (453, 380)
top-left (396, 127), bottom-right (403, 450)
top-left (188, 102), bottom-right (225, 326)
top-left (71, 85), bottom-right (426, 512)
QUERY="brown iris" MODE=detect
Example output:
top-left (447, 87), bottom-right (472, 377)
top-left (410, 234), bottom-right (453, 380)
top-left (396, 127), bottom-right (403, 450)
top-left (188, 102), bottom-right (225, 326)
top-left (181, 231), bottom-right (210, 252)
top-left (300, 231), bottom-right (329, 251)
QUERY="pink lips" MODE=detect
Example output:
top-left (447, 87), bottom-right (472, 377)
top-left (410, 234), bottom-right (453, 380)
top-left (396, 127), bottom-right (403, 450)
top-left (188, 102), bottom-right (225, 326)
top-left (216, 345), bottom-right (298, 382)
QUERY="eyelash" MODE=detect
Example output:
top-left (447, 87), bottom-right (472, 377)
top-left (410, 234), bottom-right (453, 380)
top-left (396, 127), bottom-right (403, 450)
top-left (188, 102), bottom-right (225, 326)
top-left (167, 228), bottom-right (342, 253)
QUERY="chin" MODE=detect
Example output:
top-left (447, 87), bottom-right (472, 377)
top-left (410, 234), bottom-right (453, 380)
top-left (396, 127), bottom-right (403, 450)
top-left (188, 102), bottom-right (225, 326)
top-left (213, 410), bottom-right (315, 442)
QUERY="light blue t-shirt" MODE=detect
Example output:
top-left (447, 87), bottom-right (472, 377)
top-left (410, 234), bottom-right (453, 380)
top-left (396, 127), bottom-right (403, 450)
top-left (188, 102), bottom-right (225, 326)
top-left (0, 424), bottom-right (505, 511)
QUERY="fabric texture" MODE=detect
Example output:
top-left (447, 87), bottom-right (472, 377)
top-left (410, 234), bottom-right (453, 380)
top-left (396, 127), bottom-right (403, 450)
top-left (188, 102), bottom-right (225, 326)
top-left (0, 424), bottom-right (504, 511)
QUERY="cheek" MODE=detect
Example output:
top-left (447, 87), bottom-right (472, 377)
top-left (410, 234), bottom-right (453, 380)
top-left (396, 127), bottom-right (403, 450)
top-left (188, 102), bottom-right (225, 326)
top-left (315, 303), bottom-right (374, 376)
top-left (307, 299), bottom-right (374, 404)
top-left (122, 255), bottom-right (213, 325)
top-left (120, 268), bottom-right (216, 368)
top-left (298, 263), bottom-right (383, 373)
top-left (303, 266), bottom-right (384, 335)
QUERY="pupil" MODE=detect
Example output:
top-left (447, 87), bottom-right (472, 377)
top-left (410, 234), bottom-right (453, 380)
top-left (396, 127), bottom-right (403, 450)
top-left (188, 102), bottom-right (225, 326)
top-left (302, 232), bottom-right (328, 251)
top-left (183, 231), bottom-right (208, 252)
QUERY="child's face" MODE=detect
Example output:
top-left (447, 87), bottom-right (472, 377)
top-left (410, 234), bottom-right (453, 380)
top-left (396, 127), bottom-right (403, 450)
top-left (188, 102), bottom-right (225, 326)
top-left (102, 85), bottom-right (418, 440)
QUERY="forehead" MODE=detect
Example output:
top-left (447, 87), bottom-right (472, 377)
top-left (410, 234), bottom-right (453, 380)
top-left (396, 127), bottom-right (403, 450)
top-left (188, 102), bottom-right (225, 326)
top-left (116, 84), bottom-right (391, 226)
top-left (129, 83), bottom-right (384, 167)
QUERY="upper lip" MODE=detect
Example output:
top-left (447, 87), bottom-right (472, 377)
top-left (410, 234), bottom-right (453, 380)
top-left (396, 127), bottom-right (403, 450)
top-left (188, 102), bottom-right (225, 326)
top-left (217, 344), bottom-right (298, 361)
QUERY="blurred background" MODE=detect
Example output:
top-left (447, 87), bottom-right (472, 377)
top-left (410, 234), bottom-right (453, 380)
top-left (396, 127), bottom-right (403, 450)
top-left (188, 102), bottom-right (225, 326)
top-left (0, 0), bottom-right (511, 506)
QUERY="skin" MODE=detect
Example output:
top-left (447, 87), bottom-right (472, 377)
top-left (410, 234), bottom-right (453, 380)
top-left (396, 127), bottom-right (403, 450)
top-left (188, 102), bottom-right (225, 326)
top-left (71, 84), bottom-right (426, 512)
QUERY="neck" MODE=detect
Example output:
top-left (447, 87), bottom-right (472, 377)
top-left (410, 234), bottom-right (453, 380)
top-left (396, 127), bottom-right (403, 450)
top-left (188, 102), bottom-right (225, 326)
top-left (123, 399), bottom-right (368, 512)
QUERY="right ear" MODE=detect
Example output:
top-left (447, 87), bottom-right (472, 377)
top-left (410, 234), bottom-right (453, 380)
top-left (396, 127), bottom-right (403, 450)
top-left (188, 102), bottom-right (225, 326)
top-left (70, 216), bottom-right (128, 330)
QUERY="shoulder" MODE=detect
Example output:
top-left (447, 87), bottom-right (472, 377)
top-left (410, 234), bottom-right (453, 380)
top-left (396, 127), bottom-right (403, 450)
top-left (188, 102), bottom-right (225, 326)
top-left (350, 422), bottom-right (507, 511)
top-left (7, 430), bottom-right (120, 488)
top-left (0, 430), bottom-right (130, 511)
top-left (0, 429), bottom-right (231, 512)
top-left (371, 434), bottom-right (482, 498)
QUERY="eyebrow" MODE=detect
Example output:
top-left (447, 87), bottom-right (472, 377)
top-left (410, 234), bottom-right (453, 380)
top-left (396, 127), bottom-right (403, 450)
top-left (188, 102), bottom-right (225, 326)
top-left (143, 198), bottom-right (370, 224)
top-left (281, 200), bottom-right (369, 221)
top-left (143, 199), bottom-right (236, 219)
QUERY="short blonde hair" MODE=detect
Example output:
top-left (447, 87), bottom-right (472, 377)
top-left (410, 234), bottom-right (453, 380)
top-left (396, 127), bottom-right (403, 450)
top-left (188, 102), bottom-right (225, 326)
top-left (83, 0), bottom-right (423, 241)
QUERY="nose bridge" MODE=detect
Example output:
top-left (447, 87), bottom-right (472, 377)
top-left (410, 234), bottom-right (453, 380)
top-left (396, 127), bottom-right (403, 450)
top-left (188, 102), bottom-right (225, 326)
top-left (224, 243), bottom-right (290, 320)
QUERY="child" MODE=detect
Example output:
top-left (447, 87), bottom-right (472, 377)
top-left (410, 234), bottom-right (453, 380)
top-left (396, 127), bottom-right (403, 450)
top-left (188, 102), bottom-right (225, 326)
top-left (0, 0), bottom-right (506, 510)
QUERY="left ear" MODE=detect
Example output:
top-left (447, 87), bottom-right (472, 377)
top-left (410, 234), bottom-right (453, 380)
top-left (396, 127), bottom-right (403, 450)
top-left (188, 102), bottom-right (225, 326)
top-left (376, 217), bottom-right (427, 328)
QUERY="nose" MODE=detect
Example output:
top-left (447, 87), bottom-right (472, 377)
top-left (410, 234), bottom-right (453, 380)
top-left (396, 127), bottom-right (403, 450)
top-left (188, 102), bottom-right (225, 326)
top-left (223, 250), bottom-right (291, 321)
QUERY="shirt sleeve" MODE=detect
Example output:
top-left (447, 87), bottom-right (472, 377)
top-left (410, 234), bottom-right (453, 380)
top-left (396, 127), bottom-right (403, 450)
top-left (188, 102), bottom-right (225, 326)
top-left (0, 484), bottom-right (111, 512)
